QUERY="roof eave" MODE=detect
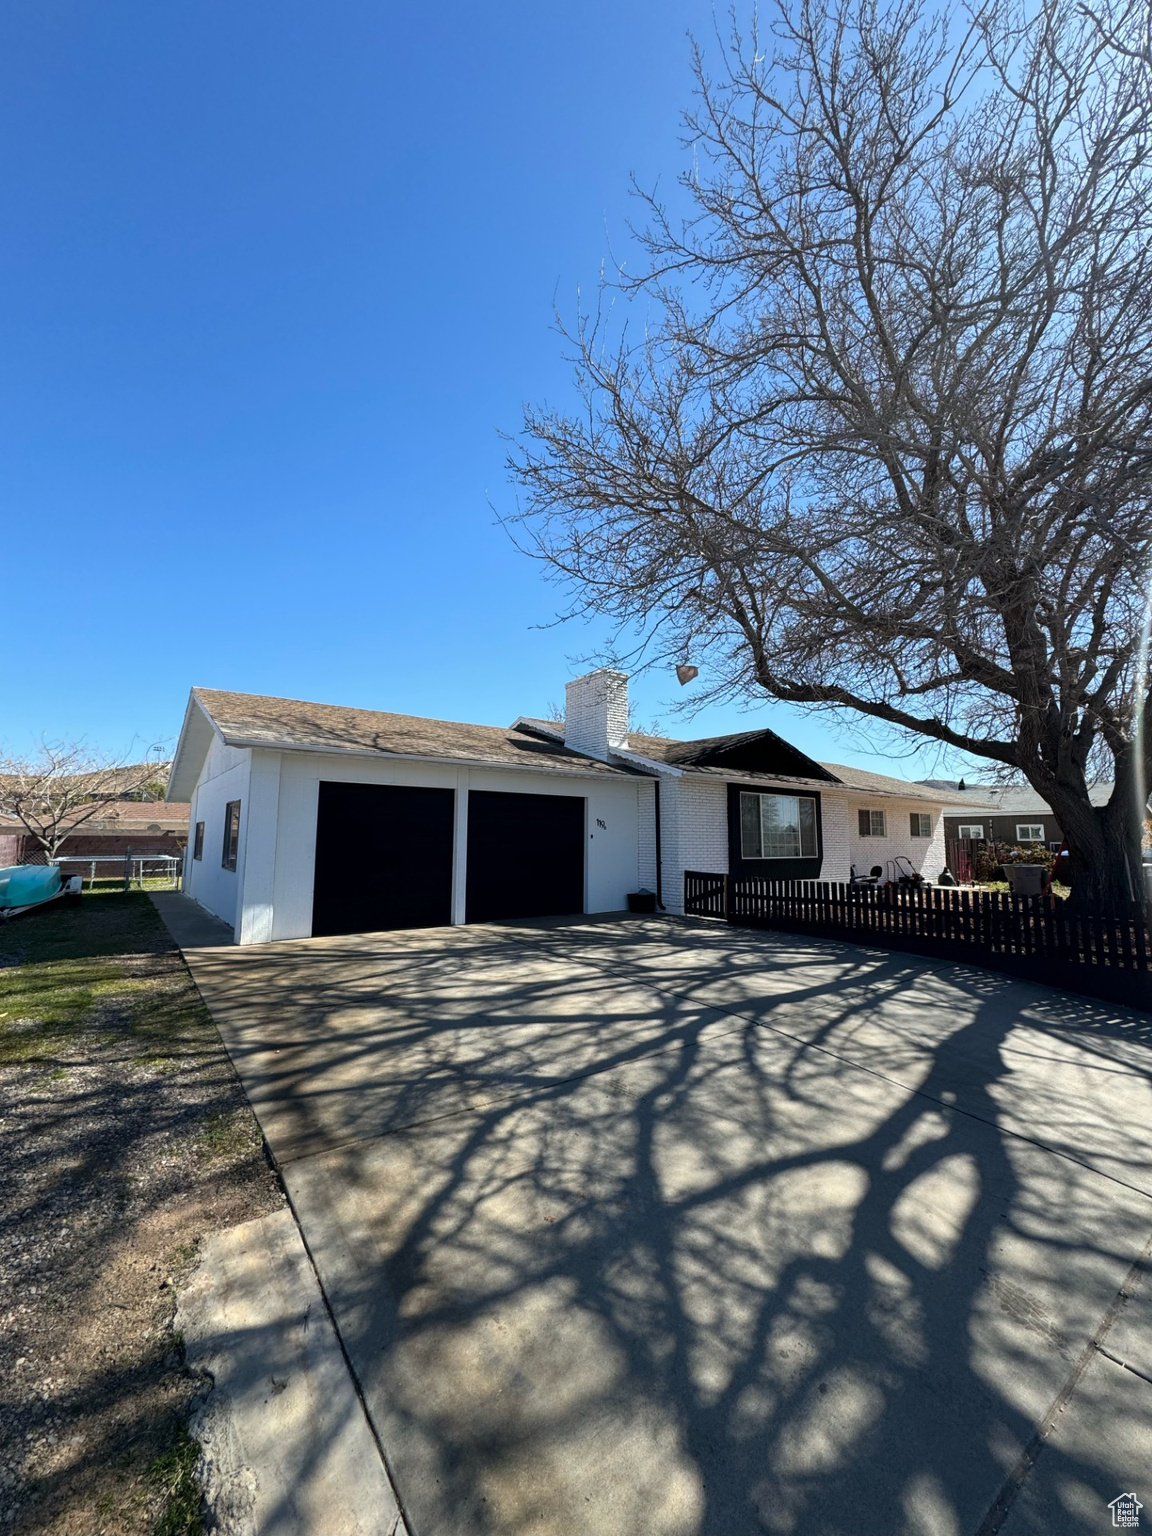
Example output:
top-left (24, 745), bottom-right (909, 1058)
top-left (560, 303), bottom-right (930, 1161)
top-left (607, 748), bottom-right (684, 777)
top-left (211, 734), bottom-right (643, 780)
top-left (667, 765), bottom-right (945, 801)
top-left (167, 693), bottom-right (221, 802)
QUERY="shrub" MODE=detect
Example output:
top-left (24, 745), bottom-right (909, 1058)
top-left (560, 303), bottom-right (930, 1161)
top-left (972, 842), bottom-right (1056, 882)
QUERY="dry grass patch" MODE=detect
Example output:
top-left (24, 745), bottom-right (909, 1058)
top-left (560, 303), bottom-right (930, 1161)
top-left (0, 891), bottom-right (283, 1536)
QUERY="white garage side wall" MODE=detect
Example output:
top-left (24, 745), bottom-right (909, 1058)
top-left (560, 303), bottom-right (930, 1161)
top-left (237, 750), bottom-right (283, 945)
top-left (267, 752), bottom-right (649, 942)
top-left (184, 737), bottom-right (252, 930)
top-left (847, 799), bottom-right (947, 882)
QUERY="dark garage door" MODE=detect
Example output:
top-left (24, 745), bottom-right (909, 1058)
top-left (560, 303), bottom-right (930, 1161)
top-left (312, 781), bottom-right (455, 937)
top-left (466, 790), bottom-right (584, 924)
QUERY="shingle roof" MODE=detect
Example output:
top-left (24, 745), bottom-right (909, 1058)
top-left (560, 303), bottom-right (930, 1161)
top-left (0, 801), bottom-right (187, 838)
top-left (74, 802), bottom-right (189, 830)
top-left (192, 689), bottom-right (641, 778)
top-left (932, 782), bottom-right (1115, 815)
top-left (817, 763), bottom-right (950, 803)
top-left (0, 763), bottom-right (169, 798)
top-left (523, 720), bottom-right (949, 801)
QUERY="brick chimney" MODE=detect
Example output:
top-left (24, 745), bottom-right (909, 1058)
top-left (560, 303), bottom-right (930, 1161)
top-left (564, 669), bottom-right (628, 759)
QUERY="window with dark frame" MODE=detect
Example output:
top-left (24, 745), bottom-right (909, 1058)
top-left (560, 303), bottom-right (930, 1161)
top-left (193, 821), bottom-right (204, 860)
top-left (222, 801), bottom-right (241, 871)
top-left (739, 791), bottom-right (818, 860)
top-left (858, 809), bottom-right (886, 837)
top-left (909, 812), bottom-right (932, 838)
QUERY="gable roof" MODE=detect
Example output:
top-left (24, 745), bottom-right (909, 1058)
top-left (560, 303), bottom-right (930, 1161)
top-left (626, 728), bottom-right (840, 781)
top-left (517, 719), bottom-right (943, 800)
top-left (169, 688), bottom-right (643, 798)
top-left (170, 690), bottom-right (953, 807)
top-left (616, 733), bottom-right (944, 801)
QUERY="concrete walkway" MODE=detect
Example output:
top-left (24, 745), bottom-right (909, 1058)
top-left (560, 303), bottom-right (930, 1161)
top-left (178, 1209), bottom-right (408, 1536)
top-left (151, 888), bottom-right (236, 948)
top-left (166, 900), bottom-right (1152, 1536)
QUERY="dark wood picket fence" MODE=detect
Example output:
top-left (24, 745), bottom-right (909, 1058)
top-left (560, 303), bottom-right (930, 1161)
top-left (683, 871), bottom-right (1152, 1012)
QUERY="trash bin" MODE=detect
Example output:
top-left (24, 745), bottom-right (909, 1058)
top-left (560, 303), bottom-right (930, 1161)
top-left (627, 890), bottom-right (657, 913)
top-left (1005, 864), bottom-right (1045, 896)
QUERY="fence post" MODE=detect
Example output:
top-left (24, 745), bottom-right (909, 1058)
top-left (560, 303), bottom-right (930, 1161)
top-left (722, 873), bottom-right (730, 922)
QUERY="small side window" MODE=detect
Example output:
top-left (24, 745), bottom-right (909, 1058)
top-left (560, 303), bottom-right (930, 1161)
top-left (222, 801), bottom-right (241, 871)
top-left (1016, 823), bottom-right (1045, 844)
top-left (193, 822), bottom-right (205, 860)
top-left (858, 809), bottom-right (886, 837)
top-left (909, 813), bottom-right (931, 838)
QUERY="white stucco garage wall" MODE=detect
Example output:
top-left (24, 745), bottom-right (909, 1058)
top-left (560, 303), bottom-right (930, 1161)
top-left (259, 751), bottom-right (651, 943)
top-left (183, 736), bottom-right (252, 931)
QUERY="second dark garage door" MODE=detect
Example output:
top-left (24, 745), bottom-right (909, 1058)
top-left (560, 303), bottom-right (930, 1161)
top-left (466, 790), bottom-right (584, 924)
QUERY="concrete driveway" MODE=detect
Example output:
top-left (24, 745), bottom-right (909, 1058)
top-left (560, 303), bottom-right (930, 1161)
top-left (177, 912), bottom-right (1152, 1536)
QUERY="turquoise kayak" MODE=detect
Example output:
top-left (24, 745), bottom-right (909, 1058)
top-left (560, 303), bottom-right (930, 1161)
top-left (0, 864), bottom-right (62, 910)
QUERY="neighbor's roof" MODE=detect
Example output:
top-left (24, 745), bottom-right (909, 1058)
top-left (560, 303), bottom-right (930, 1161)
top-left (179, 688), bottom-right (644, 786)
top-left (68, 801), bottom-right (189, 832)
top-left (0, 762), bottom-right (170, 798)
top-left (0, 800), bottom-right (187, 836)
top-left (929, 782), bottom-right (1115, 816)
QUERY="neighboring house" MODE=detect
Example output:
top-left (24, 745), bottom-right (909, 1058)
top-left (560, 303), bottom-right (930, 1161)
top-left (168, 671), bottom-right (950, 944)
top-left (1, 800), bottom-right (190, 868)
top-left (921, 779), bottom-right (1115, 850)
top-left (0, 761), bottom-right (185, 869)
top-left (0, 814), bottom-right (23, 867)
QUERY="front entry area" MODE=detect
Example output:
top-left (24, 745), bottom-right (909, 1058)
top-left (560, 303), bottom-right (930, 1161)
top-left (465, 789), bottom-right (584, 923)
top-left (311, 780), bottom-right (455, 936)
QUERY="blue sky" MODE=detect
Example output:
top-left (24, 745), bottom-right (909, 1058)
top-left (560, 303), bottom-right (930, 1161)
top-left (1, 0), bottom-right (964, 779)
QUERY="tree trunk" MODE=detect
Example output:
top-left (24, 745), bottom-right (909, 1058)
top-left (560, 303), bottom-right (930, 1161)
top-left (1047, 779), bottom-right (1146, 920)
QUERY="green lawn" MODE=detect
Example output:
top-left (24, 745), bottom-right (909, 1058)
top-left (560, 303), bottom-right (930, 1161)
top-left (0, 889), bottom-right (199, 1068)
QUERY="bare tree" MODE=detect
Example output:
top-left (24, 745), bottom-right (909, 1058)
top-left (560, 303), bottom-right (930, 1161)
top-left (511, 0), bottom-right (1152, 914)
top-left (0, 743), bottom-right (169, 864)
